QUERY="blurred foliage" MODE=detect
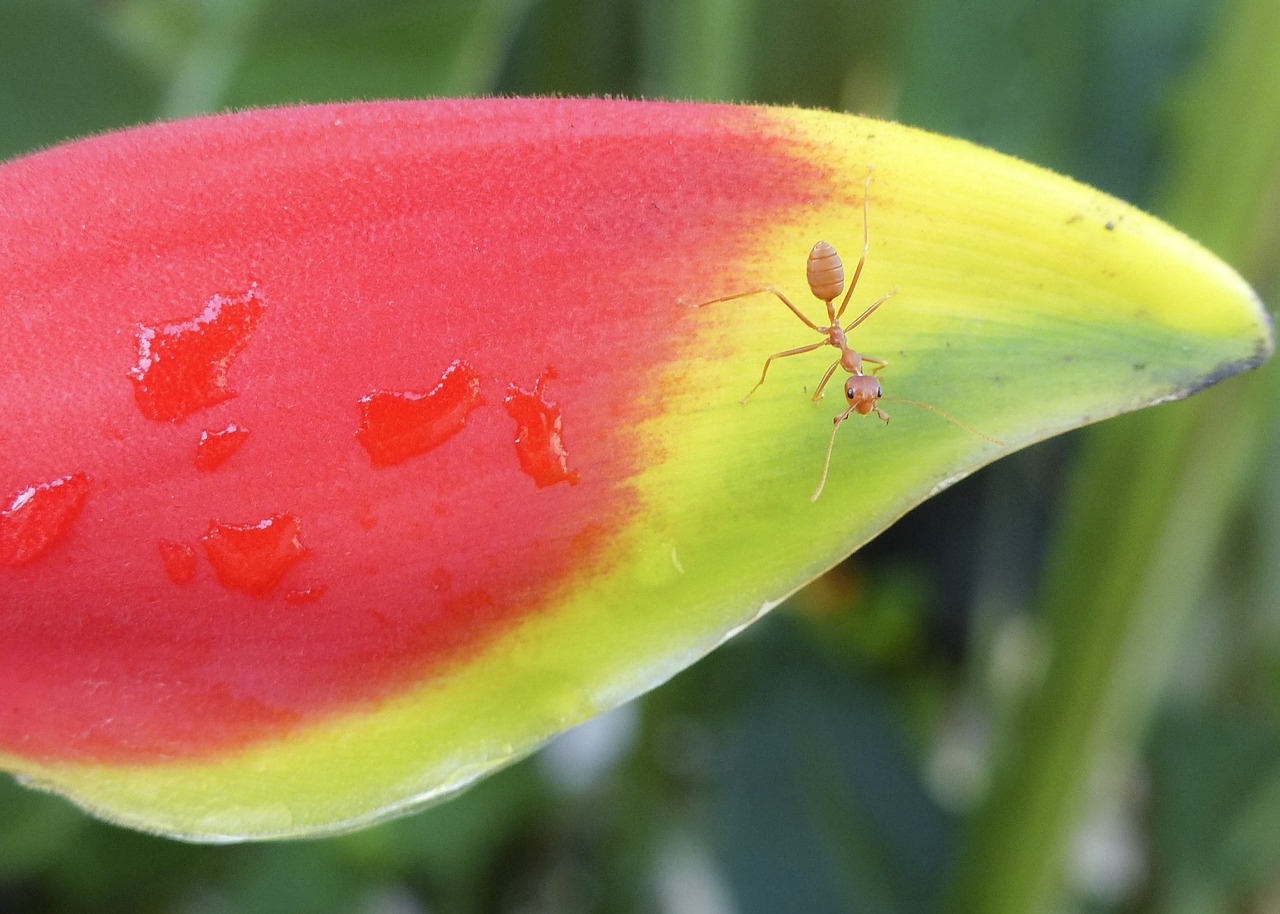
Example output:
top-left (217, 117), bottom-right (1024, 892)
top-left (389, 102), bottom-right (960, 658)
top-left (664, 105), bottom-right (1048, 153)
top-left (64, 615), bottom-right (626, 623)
top-left (1, 0), bottom-right (1277, 912)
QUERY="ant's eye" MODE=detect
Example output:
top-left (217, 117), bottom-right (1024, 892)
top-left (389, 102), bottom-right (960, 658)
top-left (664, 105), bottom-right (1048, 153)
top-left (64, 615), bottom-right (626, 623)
top-left (875, 385), bottom-right (882, 397)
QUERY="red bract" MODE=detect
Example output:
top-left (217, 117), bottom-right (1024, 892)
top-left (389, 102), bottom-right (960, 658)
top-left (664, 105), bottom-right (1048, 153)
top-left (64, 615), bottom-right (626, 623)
top-left (0, 98), bottom-right (823, 761)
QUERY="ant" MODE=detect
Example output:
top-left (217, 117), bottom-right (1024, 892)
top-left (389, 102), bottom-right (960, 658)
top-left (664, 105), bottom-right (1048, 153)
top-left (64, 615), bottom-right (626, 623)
top-left (698, 169), bottom-right (1001, 501)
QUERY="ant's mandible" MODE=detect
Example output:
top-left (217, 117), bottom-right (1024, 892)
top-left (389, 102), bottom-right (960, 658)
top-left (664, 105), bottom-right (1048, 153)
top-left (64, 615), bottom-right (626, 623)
top-left (698, 169), bottom-right (1000, 501)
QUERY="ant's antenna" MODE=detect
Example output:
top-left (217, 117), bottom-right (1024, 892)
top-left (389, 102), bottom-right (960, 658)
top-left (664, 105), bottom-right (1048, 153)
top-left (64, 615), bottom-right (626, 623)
top-left (811, 398), bottom-right (1003, 502)
top-left (880, 397), bottom-right (1004, 446)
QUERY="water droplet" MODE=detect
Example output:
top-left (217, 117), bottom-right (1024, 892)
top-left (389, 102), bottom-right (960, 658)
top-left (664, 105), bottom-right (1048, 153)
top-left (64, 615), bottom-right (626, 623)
top-left (157, 539), bottom-right (197, 583)
top-left (356, 359), bottom-right (483, 467)
top-left (129, 286), bottom-right (266, 422)
top-left (283, 585), bottom-right (326, 604)
top-left (194, 423), bottom-right (250, 471)
top-left (0, 474), bottom-right (91, 566)
top-left (200, 513), bottom-right (309, 596)
top-left (504, 367), bottom-right (580, 488)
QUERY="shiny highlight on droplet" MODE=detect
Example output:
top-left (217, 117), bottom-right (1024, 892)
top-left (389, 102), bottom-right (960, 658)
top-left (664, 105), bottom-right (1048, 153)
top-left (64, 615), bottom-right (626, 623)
top-left (284, 586), bottom-right (326, 604)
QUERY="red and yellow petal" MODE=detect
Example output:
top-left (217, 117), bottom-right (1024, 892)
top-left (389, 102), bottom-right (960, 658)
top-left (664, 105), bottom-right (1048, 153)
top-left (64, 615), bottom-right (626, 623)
top-left (0, 99), bottom-right (1268, 838)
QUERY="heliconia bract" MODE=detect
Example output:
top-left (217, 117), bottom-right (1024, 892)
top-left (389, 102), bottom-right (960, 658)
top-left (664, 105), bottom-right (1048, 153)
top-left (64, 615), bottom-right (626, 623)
top-left (0, 98), bottom-right (1270, 839)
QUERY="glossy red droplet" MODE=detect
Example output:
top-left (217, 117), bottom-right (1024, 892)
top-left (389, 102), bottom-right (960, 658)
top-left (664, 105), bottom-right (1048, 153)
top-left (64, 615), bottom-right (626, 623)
top-left (283, 586), bottom-right (326, 604)
top-left (157, 540), bottom-right (197, 584)
top-left (0, 474), bottom-right (91, 566)
top-left (194, 424), bottom-right (250, 471)
top-left (200, 514), bottom-right (309, 596)
top-left (129, 287), bottom-right (266, 422)
top-left (504, 368), bottom-right (580, 488)
top-left (356, 360), bottom-right (484, 467)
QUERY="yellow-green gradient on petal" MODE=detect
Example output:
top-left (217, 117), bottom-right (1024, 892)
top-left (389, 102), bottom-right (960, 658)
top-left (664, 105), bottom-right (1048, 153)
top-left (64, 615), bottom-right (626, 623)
top-left (2, 102), bottom-right (1269, 839)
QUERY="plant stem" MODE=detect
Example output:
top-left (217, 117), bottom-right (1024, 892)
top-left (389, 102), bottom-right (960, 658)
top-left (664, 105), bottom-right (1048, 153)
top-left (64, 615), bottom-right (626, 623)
top-left (949, 0), bottom-right (1280, 910)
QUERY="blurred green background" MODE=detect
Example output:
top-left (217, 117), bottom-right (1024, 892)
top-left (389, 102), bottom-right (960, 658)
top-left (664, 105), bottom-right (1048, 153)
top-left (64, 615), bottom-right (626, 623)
top-left (2, 0), bottom-right (1278, 911)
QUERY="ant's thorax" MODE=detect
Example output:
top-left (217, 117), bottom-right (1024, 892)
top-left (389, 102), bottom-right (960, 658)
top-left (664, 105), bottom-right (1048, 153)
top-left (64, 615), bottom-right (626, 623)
top-left (824, 324), bottom-right (863, 373)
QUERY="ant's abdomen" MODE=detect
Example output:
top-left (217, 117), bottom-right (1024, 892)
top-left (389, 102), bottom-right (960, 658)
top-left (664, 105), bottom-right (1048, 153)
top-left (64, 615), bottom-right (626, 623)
top-left (806, 240), bottom-right (844, 303)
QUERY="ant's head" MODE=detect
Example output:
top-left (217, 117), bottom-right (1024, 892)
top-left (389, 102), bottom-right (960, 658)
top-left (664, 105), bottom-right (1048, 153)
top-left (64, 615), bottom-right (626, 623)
top-left (844, 374), bottom-right (882, 415)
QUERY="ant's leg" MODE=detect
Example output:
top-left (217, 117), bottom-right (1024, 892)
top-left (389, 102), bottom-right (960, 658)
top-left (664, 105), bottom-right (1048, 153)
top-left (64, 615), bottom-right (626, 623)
top-left (862, 355), bottom-right (888, 374)
top-left (835, 170), bottom-right (874, 321)
top-left (810, 359), bottom-right (842, 402)
top-left (699, 286), bottom-right (825, 333)
top-left (844, 287), bottom-right (897, 333)
top-left (741, 341), bottom-right (828, 404)
top-left (812, 405), bottom-right (857, 502)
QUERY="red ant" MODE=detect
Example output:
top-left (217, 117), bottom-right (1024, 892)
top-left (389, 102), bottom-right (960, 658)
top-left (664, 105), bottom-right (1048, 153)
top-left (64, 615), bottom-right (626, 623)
top-left (699, 170), bottom-right (1001, 501)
